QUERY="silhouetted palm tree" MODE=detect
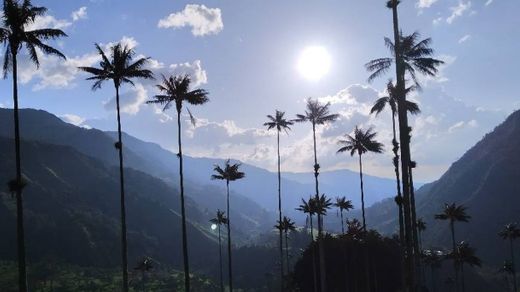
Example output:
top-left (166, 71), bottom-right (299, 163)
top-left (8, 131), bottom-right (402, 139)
top-left (334, 197), bottom-right (354, 234)
top-left (498, 223), bottom-right (520, 292)
top-left (211, 160), bottom-right (245, 292)
top-left (146, 74), bottom-right (208, 291)
top-left (435, 203), bottom-right (471, 290)
top-left (314, 194), bottom-right (332, 237)
top-left (447, 241), bottom-right (481, 292)
top-left (417, 218), bottom-right (426, 251)
top-left (337, 126), bottom-right (383, 231)
top-left (296, 196), bottom-right (318, 292)
top-left (294, 98), bottom-right (338, 292)
top-left (134, 257), bottom-right (153, 292)
top-left (367, 2), bottom-right (444, 285)
top-left (210, 210), bottom-right (228, 292)
top-left (370, 80), bottom-right (419, 249)
top-left (282, 216), bottom-right (296, 273)
top-left (264, 110), bottom-right (293, 288)
top-left (500, 260), bottom-right (515, 292)
top-left (296, 197), bottom-right (317, 240)
top-left (1, 1), bottom-right (67, 290)
top-left (422, 250), bottom-right (443, 292)
top-left (79, 43), bottom-right (153, 292)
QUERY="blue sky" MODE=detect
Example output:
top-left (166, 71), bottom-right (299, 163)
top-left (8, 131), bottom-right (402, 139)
top-left (0, 0), bottom-right (518, 182)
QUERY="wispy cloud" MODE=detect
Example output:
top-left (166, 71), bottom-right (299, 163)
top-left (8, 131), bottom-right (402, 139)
top-left (458, 34), bottom-right (471, 43)
top-left (485, 0), bottom-right (494, 6)
top-left (71, 7), bottom-right (88, 21)
top-left (447, 1), bottom-right (472, 24)
top-left (417, 0), bottom-right (439, 9)
top-left (158, 4), bottom-right (223, 37)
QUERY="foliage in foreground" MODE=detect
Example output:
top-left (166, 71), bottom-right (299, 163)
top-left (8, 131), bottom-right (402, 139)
top-left (0, 261), bottom-right (217, 292)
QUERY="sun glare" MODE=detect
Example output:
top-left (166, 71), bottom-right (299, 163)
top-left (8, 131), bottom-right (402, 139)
top-left (297, 46), bottom-right (331, 81)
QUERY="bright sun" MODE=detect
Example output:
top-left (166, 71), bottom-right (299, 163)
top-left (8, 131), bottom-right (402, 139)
top-left (297, 46), bottom-right (331, 81)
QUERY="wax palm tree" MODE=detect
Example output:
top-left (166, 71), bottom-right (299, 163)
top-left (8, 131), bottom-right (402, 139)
top-left (294, 98), bottom-right (338, 292)
top-left (334, 197), bottom-right (354, 234)
top-left (366, 31), bottom-right (444, 88)
top-left (134, 257), bottom-right (153, 292)
top-left (447, 241), bottom-right (481, 292)
top-left (296, 196), bottom-right (318, 292)
top-left (294, 99), bottom-right (338, 199)
top-left (370, 80), bottom-right (419, 250)
top-left (337, 126), bottom-right (383, 231)
top-left (435, 203), bottom-right (471, 290)
top-left (421, 250), bottom-right (443, 292)
top-left (296, 197), bottom-right (317, 240)
top-left (500, 260), bottom-right (515, 292)
top-left (367, 2), bottom-right (444, 284)
top-left (79, 43), bottom-right (153, 292)
top-left (146, 74), bottom-right (208, 291)
top-left (282, 216), bottom-right (296, 273)
top-left (211, 160), bottom-right (245, 292)
top-left (417, 218), bottom-right (426, 251)
top-left (264, 110), bottom-right (293, 288)
top-left (499, 223), bottom-right (520, 292)
top-left (1, 1), bottom-right (67, 290)
top-left (210, 210), bottom-right (228, 292)
top-left (314, 194), bottom-right (332, 237)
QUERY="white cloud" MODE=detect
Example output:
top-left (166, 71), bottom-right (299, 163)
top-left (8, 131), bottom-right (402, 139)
top-left (447, 1), bottom-right (472, 24)
top-left (433, 17), bottom-right (444, 25)
top-left (71, 7), bottom-right (88, 22)
top-left (485, 0), bottom-right (493, 6)
top-left (418, 54), bottom-right (457, 85)
top-left (158, 4), bottom-right (223, 36)
top-left (26, 15), bottom-right (71, 31)
top-left (417, 0), bottom-right (439, 9)
top-left (60, 114), bottom-right (86, 126)
top-left (458, 34), bottom-right (471, 44)
top-left (169, 60), bottom-right (208, 87)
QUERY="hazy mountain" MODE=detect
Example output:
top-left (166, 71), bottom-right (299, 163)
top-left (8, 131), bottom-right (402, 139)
top-left (0, 108), bottom-right (272, 237)
top-left (365, 109), bottom-right (520, 265)
top-left (0, 137), bottom-right (219, 273)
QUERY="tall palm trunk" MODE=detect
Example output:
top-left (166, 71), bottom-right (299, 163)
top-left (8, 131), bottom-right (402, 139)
top-left (391, 112), bottom-right (407, 289)
top-left (357, 153), bottom-right (366, 231)
top-left (218, 225), bottom-right (224, 292)
top-left (176, 109), bottom-right (191, 292)
top-left (311, 123), bottom-right (326, 292)
top-left (276, 131), bottom-right (284, 290)
top-left (340, 209), bottom-right (344, 234)
top-left (460, 264), bottom-right (465, 292)
top-left (115, 84), bottom-right (129, 292)
top-left (309, 214), bottom-right (318, 292)
top-left (510, 238), bottom-right (517, 292)
top-left (285, 230), bottom-right (290, 274)
top-left (409, 166), bottom-right (421, 287)
top-left (390, 1), bottom-right (415, 289)
top-left (12, 52), bottom-right (28, 292)
top-left (450, 221), bottom-right (459, 291)
top-left (226, 181), bottom-right (233, 291)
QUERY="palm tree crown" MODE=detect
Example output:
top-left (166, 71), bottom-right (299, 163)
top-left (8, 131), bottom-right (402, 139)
top-left (370, 80), bottom-right (420, 117)
top-left (146, 74), bottom-right (209, 112)
top-left (448, 241), bottom-right (482, 268)
top-left (293, 98), bottom-right (339, 126)
top-left (366, 31), bottom-right (444, 87)
top-left (314, 194), bottom-right (333, 217)
top-left (334, 197), bottom-right (354, 213)
top-left (434, 203), bottom-right (471, 223)
top-left (1, 0), bottom-right (67, 75)
top-left (296, 197), bottom-right (317, 216)
top-left (498, 223), bottom-right (520, 240)
top-left (211, 159), bottom-right (246, 182)
top-left (211, 210), bottom-right (228, 226)
top-left (337, 126), bottom-right (384, 156)
top-left (264, 110), bottom-right (293, 133)
top-left (79, 43), bottom-right (153, 89)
